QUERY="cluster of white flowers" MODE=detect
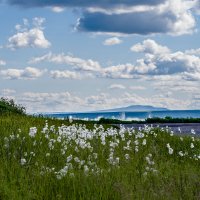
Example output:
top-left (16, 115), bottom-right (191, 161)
top-left (166, 143), bottom-right (174, 155)
top-left (178, 151), bottom-right (188, 157)
top-left (29, 127), bottom-right (37, 137)
top-left (3, 121), bottom-right (200, 181)
top-left (143, 154), bottom-right (157, 176)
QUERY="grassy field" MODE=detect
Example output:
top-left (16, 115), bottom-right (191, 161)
top-left (0, 114), bottom-right (200, 200)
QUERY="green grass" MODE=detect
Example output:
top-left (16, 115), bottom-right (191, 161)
top-left (0, 114), bottom-right (200, 200)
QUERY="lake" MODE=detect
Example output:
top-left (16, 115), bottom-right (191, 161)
top-left (43, 110), bottom-right (200, 121)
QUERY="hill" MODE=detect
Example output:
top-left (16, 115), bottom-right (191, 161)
top-left (98, 105), bottom-right (168, 112)
top-left (0, 98), bottom-right (26, 115)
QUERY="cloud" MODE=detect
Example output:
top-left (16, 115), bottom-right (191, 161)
top-left (129, 39), bottom-right (200, 80)
top-left (29, 52), bottom-right (101, 72)
top-left (18, 91), bottom-right (84, 113)
top-left (85, 92), bottom-right (190, 110)
top-left (100, 64), bottom-right (145, 79)
top-left (30, 39), bottom-right (200, 81)
top-left (185, 48), bottom-right (200, 56)
top-left (0, 88), bottom-right (16, 95)
top-left (77, 0), bottom-right (196, 35)
top-left (0, 89), bottom-right (16, 100)
top-left (51, 6), bottom-right (65, 13)
top-left (149, 52), bottom-right (200, 76)
top-left (7, 18), bottom-right (51, 50)
top-left (193, 0), bottom-right (200, 14)
top-left (3, 89), bottom-right (194, 112)
top-left (8, 29), bottom-right (51, 49)
top-left (30, 53), bottom-right (150, 79)
top-left (103, 37), bottom-right (122, 46)
top-left (130, 39), bottom-right (170, 55)
top-left (30, 53), bottom-right (142, 79)
top-left (108, 84), bottom-right (126, 90)
top-left (153, 81), bottom-right (199, 93)
top-left (0, 67), bottom-right (46, 80)
top-left (17, 91), bottom-right (144, 112)
top-left (105, 42), bottom-right (200, 80)
top-left (4, 0), bottom-right (166, 8)
top-left (3, 0), bottom-right (197, 36)
top-left (50, 70), bottom-right (93, 80)
top-left (77, 11), bottom-right (168, 35)
top-left (0, 60), bottom-right (6, 66)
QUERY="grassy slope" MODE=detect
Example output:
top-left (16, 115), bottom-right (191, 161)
top-left (0, 114), bottom-right (199, 200)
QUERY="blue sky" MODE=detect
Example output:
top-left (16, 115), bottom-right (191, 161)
top-left (0, 0), bottom-right (200, 112)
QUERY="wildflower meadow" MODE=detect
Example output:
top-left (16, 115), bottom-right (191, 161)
top-left (0, 115), bottom-right (200, 199)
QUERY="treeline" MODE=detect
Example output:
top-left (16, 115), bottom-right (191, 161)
top-left (97, 116), bottom-right (200, 124)
top-left (0, 98), bottom-right (26, 115)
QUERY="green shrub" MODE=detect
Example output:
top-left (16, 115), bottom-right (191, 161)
top-left (0, 97), bottom-right (26, 115)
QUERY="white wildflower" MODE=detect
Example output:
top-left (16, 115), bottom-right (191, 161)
top-left (29, 127), bottom-right (37, 137)
top-left (178, 151), bottom-right (184, 157)
top-left (168, 148), bottom-right (173, 155)
top-left (134, 140), bottom-right (139, 145)
top-left (74, 157), bottom-right (80, 163)
top-left (170, 131), bottom-right (174, 136)
top-left (166, 143), bottom-right (173, 154)
top-left (20, 158), bottom-right (26, 165)
top-left (125, 154), bottom-right (130, 160)
top-left (84, 165), bottom-right (89, 174)
top-left (67, 155), bottom-right (73, 163)
top-left (142, 139), bottom-right (147, 146)
top-left (30, 152), bottom-right (35, 156)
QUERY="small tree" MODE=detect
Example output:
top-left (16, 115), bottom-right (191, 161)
top-left (0, 97), bottom-right (26, 115)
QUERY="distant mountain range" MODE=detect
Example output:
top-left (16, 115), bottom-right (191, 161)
top-left (98, 105), bottom-right (169, 112)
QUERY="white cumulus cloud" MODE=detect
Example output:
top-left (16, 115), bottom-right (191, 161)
top-left (29, 39), bottom-right (200, 81)
top-left (130, 39), bottom-right (170, 55)
top-left (0, 67), bottom-right (46, 80)
top-left (103, 37), bottom-right (122, 46)
top-left (30, 52), bottom-right (101, 72)
top-left (7, 18), bottom-right (51, 50)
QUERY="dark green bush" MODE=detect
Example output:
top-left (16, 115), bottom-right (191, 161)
top-left (0, 97), bottom-right (26, 115)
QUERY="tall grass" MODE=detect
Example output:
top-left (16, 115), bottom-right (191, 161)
top-left (0, 115), bottom-right (199, 199)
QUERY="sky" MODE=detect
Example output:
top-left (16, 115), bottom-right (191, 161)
top-left (0, 0), bottom-right (200, 113)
